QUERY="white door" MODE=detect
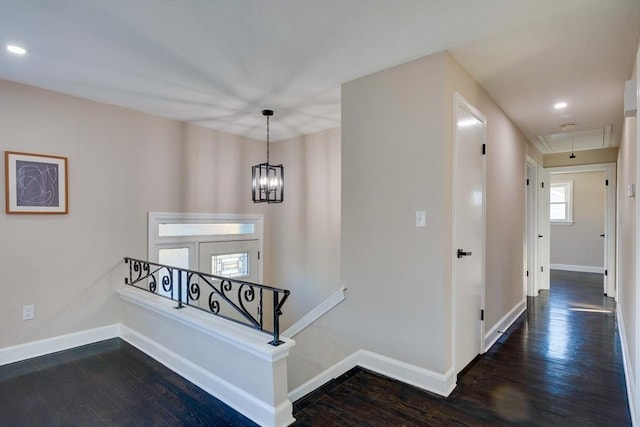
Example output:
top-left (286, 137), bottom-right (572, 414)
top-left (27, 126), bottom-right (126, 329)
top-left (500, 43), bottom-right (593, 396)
top-left (526, 159), bottom-right (538, 297)
top-left (538, 168), bottom-right (551, 291)
top-left (453, 94), bottom-right (486, 373)
top-left (198, 240), bottom-right (261, 324)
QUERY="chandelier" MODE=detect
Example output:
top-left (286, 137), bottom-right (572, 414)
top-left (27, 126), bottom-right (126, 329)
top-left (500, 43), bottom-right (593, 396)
top-left (252, 109), bottom-right (284, 203)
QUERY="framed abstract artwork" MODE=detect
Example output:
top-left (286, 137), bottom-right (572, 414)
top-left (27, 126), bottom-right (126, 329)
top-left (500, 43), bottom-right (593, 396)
top-left (5, 151), bottom-right (68, 214)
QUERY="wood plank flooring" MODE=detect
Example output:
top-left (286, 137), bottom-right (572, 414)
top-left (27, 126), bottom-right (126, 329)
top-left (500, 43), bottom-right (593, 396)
top-left (293, 270), bottom-right (631, 426)
top-left (0, 338), bottom-right (258, 426)
top-left (0, 270), bottom-right (631, 426)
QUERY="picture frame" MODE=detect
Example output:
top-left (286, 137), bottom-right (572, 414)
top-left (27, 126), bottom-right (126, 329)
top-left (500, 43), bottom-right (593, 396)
top-left (5, 151), bottom-right (68, 214)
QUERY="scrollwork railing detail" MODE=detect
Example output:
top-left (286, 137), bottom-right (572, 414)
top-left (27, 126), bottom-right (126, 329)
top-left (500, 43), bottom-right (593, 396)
top-left (124, 257), bottom-right (290, 346)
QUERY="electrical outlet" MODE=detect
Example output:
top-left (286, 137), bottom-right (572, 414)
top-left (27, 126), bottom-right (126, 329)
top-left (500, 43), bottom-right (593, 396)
top-left (23, 305), bottom-right (34, 320)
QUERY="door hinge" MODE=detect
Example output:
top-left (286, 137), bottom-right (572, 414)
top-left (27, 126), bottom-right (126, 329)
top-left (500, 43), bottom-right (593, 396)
top-left (258, 251), bottom-right (261, 260)
top-left (526, 270), bottom-right (529, 277)
top-left (541, 266), bottom-right (544, 272)
top-left (541, 182), bottom-right (545, 189)
top-left (605, 269), bottom-right (608, 276)
top-left (605, 179), bottom-right (609, 186)
top-left (526, 178), bottom-right (530, 186)
top-left (481, 309), bottom-right (484, 321)
top-left (482, 144), bottom-right (486, 155)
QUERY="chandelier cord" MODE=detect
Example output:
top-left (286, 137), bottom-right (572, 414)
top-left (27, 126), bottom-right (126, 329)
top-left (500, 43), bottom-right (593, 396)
top-left (266, 114), bottom-right (270, 164)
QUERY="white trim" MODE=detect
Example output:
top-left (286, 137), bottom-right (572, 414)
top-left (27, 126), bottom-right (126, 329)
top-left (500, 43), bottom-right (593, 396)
top-left (525, 156), bottom-right (539, 297)
top-left (117, 286), bottom-right (294, 363)
top-left (287, 351), bottom-right (360, 403)
top-left (357, 350), bottom-right (456, 397)
top-left (120, 325), bottom-right (294, 427)
top-left (288, 349), bottom-right (456, 403)
top-left (0, 324), bottom-right (120, 366)
top-left (282, 287), bottom-right (346, 338)
top-left (483, 299), bottom-right (526, 352)
top-left (550, 264), bottom-right (605, 274)
top-left (617, 309), bottom-right (637, 427)
top-left (148, 212), bottom-right (264, 284)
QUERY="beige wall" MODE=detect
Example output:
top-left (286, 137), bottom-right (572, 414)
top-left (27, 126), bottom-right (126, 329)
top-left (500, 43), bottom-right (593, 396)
top-left (550, 171), bottom-right (605, 268)
top-left (0, 79), bottom-right (341, 349)
top-left (0, 80), bottom-right (183, 347)
top-left (267, 129), bottom-right (341, 322)
top-left (444, 53), bottom-right (531, 331)
top-left (544, 147), bottom-right (618, 168)
top-left (287, 50), bottom-right (539, 390)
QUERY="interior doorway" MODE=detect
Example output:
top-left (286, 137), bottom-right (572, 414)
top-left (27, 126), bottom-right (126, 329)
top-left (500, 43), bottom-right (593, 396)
top-left (541, 164), bottom-right (616, 297)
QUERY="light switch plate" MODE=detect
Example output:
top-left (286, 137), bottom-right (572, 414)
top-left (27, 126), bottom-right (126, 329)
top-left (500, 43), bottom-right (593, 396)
top-left (415, 210), bottom-right (426, 227)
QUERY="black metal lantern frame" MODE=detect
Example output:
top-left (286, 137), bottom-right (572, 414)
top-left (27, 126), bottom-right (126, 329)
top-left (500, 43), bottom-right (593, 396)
top-left (252, 162), bottom-right (284, 203)
top-left (252, 110), bottom-right (284, 203)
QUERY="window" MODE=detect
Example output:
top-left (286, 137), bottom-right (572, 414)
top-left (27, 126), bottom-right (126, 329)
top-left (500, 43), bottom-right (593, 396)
top-left (212, 252), bottom-right (249, 279)
top-left (148, 212), bottom-right (263, 272)
top-left (550, 181), bottom-right (573, 224)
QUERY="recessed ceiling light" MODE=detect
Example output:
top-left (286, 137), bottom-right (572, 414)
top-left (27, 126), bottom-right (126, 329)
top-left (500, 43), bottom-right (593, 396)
top-left (554, 101), bottom-right (568, 109)
top-left (6, 45), bottom-right (27, 55)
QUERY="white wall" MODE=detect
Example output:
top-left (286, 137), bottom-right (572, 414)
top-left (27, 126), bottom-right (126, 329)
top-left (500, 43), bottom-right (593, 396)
top-left (550, 171), bottom-right (605, 269)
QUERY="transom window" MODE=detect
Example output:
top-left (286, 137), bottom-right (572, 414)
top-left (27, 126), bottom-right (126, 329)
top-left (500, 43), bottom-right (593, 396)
top-left (550, 181), bottom-right (573, 224)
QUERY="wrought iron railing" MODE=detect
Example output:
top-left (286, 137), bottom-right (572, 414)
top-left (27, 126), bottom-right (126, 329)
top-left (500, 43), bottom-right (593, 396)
top-left (123, 257), bottom-right (290, 346)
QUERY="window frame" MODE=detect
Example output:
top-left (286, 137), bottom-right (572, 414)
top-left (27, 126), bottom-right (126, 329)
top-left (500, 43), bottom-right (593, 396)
top-left (550, 180), bottom-right (573, 225)
top-left (148, 212), bottom-right (264, 280)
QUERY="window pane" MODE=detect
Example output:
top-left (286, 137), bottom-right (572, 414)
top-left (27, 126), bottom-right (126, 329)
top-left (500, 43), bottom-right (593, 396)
top-left (212, 252), bottom-right (249, 278)
top-left (550, 185), bottom-right (566, 203)
top-left (550, 204), bottom-right (566, 220)
top-left (159, 247), bottom-right (190, 267)
top-left (159, 223), bottom-right (255, 237)
top-left (158, 248), bottom-right (190, 298)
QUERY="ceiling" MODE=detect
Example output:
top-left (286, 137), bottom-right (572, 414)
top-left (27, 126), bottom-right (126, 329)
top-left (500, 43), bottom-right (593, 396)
top-left (0, 0), bottom-right (638, 150)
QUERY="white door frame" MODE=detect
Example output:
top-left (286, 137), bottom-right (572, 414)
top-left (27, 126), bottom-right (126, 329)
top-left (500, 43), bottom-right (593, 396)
top-left (544, 163), bottom-right (616, 297)
top-left (452, 92), bottom-right (487, 373)
top-left (538, 166), bottom-right (551, 291)
top-left (525, 156), bottom-right (539, 297)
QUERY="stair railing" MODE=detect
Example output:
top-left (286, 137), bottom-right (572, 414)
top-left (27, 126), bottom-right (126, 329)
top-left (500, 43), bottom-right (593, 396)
top-left (123, 257), bottom-right (290, 346)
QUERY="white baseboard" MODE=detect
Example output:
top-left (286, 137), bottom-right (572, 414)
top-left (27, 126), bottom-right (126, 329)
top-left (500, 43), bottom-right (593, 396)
top-left (550, 264), bottom-right (604, 274)
top-left (617, 309), bottom-right (637, 427)
top-left (357, 350), bottom-right (456, 397)
top-left (288, 351), bottom-right (360, 402)
top-left (282, 287), bottom-right (346, 339)
top-left (288, 349), bottom-right (455, 403)
top-left (484, 299), bottom-right (526, 352)
top-left (0, 324), bottom-right (120, 366)
top-left (120, 325), bottom-right (293, 427)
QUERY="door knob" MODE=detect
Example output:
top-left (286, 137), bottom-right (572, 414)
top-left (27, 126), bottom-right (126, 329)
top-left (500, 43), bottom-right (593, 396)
top-left (457, 249), bottom-right (472, 258)
top-left (600, 234), bottom-right (605, 238)
top-left (538, 234), bottom-right (543, 238)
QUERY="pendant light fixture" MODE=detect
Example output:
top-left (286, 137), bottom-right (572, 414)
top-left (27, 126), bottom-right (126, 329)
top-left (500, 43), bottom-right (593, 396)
top-left (252, 109), bottom-right (284, 203)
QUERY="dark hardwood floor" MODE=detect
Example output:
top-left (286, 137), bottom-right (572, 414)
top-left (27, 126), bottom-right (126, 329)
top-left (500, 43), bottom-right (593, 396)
top-left (0, 338), bottom-right (258, 426)
top-left (293, 270), bottom-right (631, 426)
top-left (0, 270), bottom-right (631, 426)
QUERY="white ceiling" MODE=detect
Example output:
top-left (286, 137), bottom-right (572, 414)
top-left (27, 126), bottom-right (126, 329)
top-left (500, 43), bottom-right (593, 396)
top-left (0, 0), bottom-right (638, 150)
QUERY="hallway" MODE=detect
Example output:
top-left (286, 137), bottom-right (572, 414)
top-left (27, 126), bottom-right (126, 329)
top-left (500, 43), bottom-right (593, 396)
top-left (0, 271), bottom-right (631, 426)
top-left (293, 270), bottom-right (631, 426)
